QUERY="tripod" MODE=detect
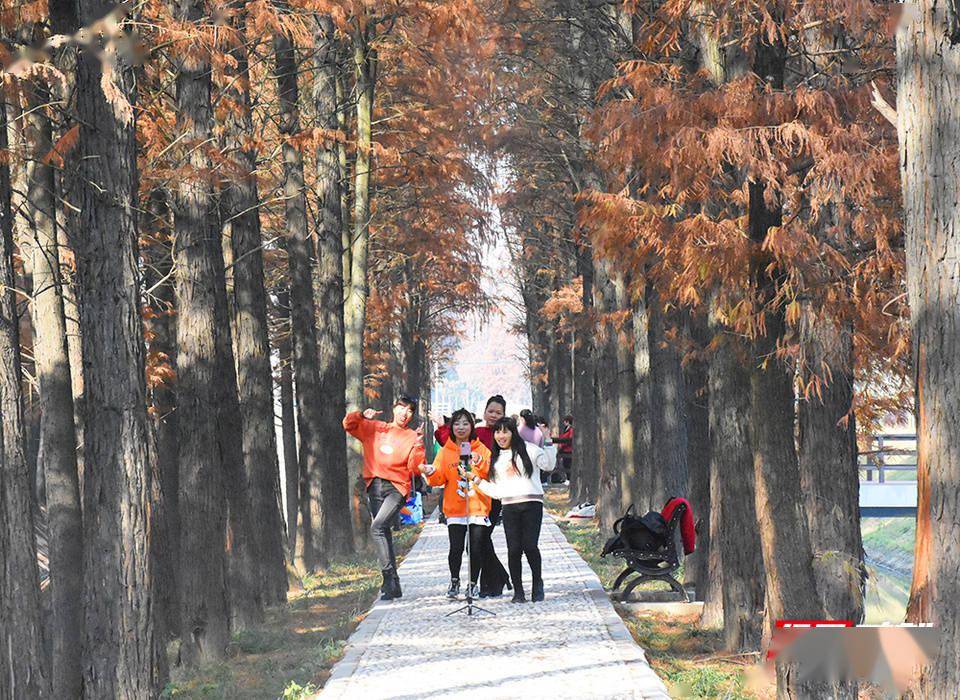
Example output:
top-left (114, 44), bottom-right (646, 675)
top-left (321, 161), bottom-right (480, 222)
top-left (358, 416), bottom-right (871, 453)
top-left (446, 452), bottom-right (495, 618)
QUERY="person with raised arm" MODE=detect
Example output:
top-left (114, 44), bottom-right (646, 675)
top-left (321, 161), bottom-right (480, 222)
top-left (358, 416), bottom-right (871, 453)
top-left (343, 394), bottom-right (424, 601)
top-left (420, 408), bottom-right (492, 600)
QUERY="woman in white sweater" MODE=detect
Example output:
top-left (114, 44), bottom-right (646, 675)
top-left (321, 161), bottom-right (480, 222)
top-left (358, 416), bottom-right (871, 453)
top-left (473, 417), bottom-right (554, 602)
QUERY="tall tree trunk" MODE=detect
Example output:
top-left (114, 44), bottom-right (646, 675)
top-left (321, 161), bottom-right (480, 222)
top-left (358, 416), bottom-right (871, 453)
top-left (344, 24), bottom-right (376, 539)
top-left (632, 293), bottom-right (653, 505)
top-left (275, 32), bottom-right (328, 571)
top-left (276, 290), bottom-right (300, 554)
top-left (74, 8), bottom-right (164, 689)
top-left (143, 192), bottom-right (179, 637)
top-left (612, 275), bottom-right (637, 511)
top-left (683, 321), bottom-right (711, 603)
top-left (49, 0), bottom-right (84, 507)
top-left (594, 258), bottom-right (622, 535)
top-left (708, 313), bottom-right (765, 652)
top-left (895, 3), bottom-right (960, 691)
top-left (648, 288), bottom-right (688, 508)
top-left (336, 50), bottom-right (352, 292)
top-left (170, 0), bottom-right (232, 661)
top-left (224, 7), bottom-right (288, 604)
top-left (0, 89), bottom-right (51, 700)
top-left (313, 13), bottom-right (355, 558)
top-left (749, 174), bottom-right (822, 696)
top-left (547, 325), bottom-right (560, 428)
top-left (700, 444), bottom-right (724, 629)
top-left (14, 76), bottom-right (83, 697)
top-left (798, 312), bottom-right (864, 623)
top-left (572, 242), bottom-right (599, 504)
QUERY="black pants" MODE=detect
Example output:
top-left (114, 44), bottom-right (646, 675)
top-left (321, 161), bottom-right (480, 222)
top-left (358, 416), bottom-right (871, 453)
top-left (367, 478), bottom-right (405, 571)
top-left (447, 524), bottom-right (484, 584)
top-left (502, 501), bottom-right (543, 591)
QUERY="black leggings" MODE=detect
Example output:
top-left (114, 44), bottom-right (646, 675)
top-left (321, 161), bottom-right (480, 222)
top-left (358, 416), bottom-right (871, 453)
top-left (447, 524), bottom-right (485, 583)
top-left (502, 501), bottom-right (543, 590)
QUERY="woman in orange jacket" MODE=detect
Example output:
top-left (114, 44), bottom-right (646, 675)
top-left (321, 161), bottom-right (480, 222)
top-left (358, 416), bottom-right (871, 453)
top-left (343, 394), bottom-right (424, 600)
top-left (420, 408), bottom-right (492, 599)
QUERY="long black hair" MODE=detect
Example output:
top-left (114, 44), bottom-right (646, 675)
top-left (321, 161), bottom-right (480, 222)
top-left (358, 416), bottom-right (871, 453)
top-left (448, 407), bottom-right (477, 443)
top-left (489, 417), bottom-right (533, 480)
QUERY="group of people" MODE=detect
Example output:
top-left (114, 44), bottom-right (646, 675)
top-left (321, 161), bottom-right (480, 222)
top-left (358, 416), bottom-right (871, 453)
top-left (343, 393), bottom-right (568, 606)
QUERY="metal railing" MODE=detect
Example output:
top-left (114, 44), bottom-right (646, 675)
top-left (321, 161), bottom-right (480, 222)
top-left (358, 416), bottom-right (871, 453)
top-left (859, 434), bottom-right (917, 483)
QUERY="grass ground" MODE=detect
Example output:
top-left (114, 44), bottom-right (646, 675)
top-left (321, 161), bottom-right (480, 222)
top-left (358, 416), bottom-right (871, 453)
top-left (543, 488), bottom-right (771, 699)
top-left (861, 516), bottom-right (914, 624)
top-left (161, 496), bottom-right (434, 700)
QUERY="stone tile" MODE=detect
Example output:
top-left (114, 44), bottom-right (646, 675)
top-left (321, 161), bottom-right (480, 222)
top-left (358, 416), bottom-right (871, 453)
top-left (318, 511), bottom-right (671, 699)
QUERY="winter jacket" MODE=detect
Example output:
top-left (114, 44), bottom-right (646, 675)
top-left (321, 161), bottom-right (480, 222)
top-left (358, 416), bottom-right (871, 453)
top-left (475, 442), bottom-right (554, 505)
top-left (343, 411), bottom-right (424, 496)
top-left (425, 438), bottom-right (492, 518)
top-left (661, 497), bottom-right (696, 555)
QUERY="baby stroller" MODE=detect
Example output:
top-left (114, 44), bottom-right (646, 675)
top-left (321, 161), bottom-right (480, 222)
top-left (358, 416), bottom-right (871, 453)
top-left (600, 497), bottom-right (696, 602)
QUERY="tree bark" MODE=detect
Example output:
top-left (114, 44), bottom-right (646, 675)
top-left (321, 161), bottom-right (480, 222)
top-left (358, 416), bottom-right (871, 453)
top-left (344, 24), bottom-right (376, 539)
top-left (224, 6), bottom-right (288, 604)
top-left (276, 290), bottom-right (300, 555)
top-left (708, 315), bottom-right (765, 652)
top-left (895, 3), bottom-right (960, 691)
top-left (593, 258), bottom-right (622, 534)
top-left (648, 288), bottom-right (688, 508)
top-left (612, 274), bottom-right (637, 511)
top-left (169, 0), bottom-right (232, 661)
top-left (748, 172), bottom-right (822, 696)
top-left (313, 13), bottom-right (355, 559)
top-left (275, 31), bottom-right (328, 571)
top-left (143, 192), bottom-right (179, 637)
top-left (0, 88), bottom-right (51, 700)
top-left (798, 313), bottom-right (864, 623)
top-left (683, 320), bottom-right (711, 603)
top-left (632, 293), bottom-right (653, 507)
top-left (73, 9), bottom-right (164, 689)
top-left (13, 76), bottom-right (83, 697)
top-left (572, 242), bottom-right (599, 504)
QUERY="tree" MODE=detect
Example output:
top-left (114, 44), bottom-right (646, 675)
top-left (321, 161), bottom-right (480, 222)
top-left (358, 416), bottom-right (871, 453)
top-left (73, 0), bottom-right (164, 689)
top-left (274, 29), bottom-right (329, 571)
top-left (312, 13), bottom-right (354, 559)
top-left (895, 0), bottom-right (960, 692)
top-left (0, 84), bottom-right (51, 700)
top-left (168, 0), bottom-right (233, 660)
top-left (9, 62), bottom-right (82, 696)
top-left (222, 4), bottom-right (288, 604)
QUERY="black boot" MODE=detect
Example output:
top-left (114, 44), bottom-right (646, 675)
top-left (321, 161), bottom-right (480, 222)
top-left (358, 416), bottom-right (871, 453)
top-left (447, 578), bottom-right (460, 599)
top-left (531, 578), bottom-right (544, 602)
top-left (389, 569), bottom-right (402, 599)
top-left (511, 588), bottom-right (526, 603)
top-left (381, 567), bottom-right (401, 601)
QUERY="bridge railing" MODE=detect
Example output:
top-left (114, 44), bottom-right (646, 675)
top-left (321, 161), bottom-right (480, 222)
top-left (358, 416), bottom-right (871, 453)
top-left (859, 434), bottom-right (917, 483)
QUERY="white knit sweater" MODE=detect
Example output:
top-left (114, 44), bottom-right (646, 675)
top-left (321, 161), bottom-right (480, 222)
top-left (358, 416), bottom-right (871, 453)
top-left (475, 442), bottom-right (554, 504)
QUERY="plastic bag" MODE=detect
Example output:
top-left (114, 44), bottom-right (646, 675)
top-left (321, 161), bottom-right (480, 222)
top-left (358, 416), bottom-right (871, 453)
top-left (399, 491), bottom-right (423, 525)
top-left (566, 502), bottom-right (596, 519)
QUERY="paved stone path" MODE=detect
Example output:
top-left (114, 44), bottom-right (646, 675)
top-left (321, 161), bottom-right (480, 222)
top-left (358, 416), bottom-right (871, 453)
top-left (318, 509), bottom-right (670, 699)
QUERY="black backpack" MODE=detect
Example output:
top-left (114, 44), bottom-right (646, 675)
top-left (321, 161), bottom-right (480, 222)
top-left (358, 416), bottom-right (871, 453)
top-left (602, 505), bottom-right (669, 555)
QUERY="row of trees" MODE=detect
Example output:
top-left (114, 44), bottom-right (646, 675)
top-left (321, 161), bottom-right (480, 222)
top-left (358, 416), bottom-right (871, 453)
top-left (1, 0), bottom-right (493, 696)
top-left (497, 1), bottom-right (956, 697)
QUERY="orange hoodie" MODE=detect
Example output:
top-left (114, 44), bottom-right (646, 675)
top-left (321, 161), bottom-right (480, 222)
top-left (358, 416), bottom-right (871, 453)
top-left (343, 411), bottom-right (425, 496)
top-left (425, 438), bottom-right (492, 519)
